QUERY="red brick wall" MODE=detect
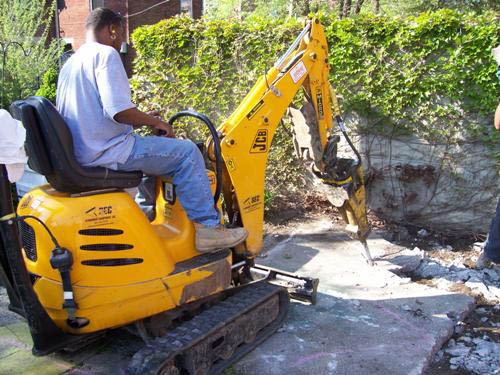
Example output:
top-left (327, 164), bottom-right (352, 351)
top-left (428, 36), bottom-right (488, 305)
top-left (125, 0), bottom-right (181, 74)
top-left (193, 0), bottom-right (203, 19)
top-left (57, 0), bottom-right (90, 50)
top-left (56, 0), bottom-right (204, 75)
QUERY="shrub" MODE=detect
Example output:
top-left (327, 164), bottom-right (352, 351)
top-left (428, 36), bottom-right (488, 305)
top-left (0, 0), bottom-right (63, 108)
top-left (35, 67), bottom-right (59, 104)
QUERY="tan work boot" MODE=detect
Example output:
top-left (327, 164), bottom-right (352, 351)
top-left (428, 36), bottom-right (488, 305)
top-left (194, 223), bottom-right (248, 252)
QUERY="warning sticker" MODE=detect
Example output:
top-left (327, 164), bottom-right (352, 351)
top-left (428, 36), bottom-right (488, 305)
top-left (290, 61), bottom-right (307, 83)
top-left (84, 206), bottom-right (116, 227)
top-left (227, 158), bottom-right (236, 171)
top-left (243, 195), bottom-right (262, 213)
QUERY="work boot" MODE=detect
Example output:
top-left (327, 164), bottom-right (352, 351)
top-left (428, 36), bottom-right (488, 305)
top-left (194, 223), bottom-right (248, 252)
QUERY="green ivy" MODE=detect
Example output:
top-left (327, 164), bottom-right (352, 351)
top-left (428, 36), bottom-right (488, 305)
top-left (35, 66), bottom-right (59, 104)
top-left (130, 11), bottom-right (499, 195)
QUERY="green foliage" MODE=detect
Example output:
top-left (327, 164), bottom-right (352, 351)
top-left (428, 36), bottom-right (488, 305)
top-left (324, 10), bottom-right (499, 144)
top-left (131, 11), bottom-right (499, 197)
top-left (205, 0), bottom-right (327, 20)
top-left (0, 0), bottom-right (63, 108)
top-left (379, 0), bottom-right (498, 16)
top-left (131, 16), bottom-right (305, 194)
top-left (35, 66), bottom-right (59, 104)
top-left (205, 0), bottom-right (498, 20)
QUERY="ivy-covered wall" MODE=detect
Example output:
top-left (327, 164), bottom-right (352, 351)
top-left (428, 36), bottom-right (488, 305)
top-left (131, 10), bottom-right (499, 233)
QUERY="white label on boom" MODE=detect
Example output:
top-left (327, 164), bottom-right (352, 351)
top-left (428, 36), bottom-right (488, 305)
top-left (290, 61), bottom-right (307, 83)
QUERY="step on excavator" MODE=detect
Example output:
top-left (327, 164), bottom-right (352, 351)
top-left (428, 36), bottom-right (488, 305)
top-left (0, 18), bottom-right (372, 374)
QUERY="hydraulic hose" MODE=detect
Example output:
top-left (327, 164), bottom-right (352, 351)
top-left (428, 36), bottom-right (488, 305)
top-left (167, 111), bottom-right (222, 206)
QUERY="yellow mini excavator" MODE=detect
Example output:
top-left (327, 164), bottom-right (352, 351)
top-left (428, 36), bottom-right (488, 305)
top-left (0, 18), bottom-right (371, 374)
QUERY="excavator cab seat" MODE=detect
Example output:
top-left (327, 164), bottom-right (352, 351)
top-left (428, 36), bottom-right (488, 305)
top-left (9, 96), bottom-right (142, 194)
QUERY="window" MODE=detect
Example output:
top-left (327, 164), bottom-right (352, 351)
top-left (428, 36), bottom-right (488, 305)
top-left (180, 0), bottom-right (192, 16)
top-left (91, 0), bottom-right (104, 10)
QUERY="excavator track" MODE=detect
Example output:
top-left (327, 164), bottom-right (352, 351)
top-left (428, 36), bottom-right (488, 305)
top-left (126, 281), bottom-right (289, 375)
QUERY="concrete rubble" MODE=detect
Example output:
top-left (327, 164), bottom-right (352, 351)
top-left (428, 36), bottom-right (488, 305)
top-left (375, 228), bottom-right (500, 375)
top-left (437, 332), bottom-right (500, 374)
top-left (231, 220), bottom-right (476, 375)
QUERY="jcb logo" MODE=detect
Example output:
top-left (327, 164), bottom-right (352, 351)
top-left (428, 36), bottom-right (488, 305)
top-left (250, 129), bottom-right (268, 153)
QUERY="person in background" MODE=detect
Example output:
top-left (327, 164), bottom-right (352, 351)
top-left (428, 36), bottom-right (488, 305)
top-left (475, 45), bottom-right (500, 268)
top-left (56, 8), bottom-right (248, 253)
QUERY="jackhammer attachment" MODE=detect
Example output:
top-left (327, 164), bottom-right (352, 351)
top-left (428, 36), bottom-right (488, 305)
top-left (289, 100), bottom-right (374, 265)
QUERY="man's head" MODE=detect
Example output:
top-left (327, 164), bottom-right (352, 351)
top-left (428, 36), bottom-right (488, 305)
top-left (85, 8), bottom-right (124, 51)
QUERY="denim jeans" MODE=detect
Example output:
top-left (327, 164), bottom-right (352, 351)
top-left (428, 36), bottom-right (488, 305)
top-left (484, 199), bottom-right (500, 263)
top-left (116, 135), bottom-right (220, 227)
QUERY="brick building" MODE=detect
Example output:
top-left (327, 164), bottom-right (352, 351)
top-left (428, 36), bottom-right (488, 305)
top-left (55, 0), bottom-right (203, 74)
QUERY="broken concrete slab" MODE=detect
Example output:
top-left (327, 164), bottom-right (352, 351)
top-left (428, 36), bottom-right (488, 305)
top-left (233, 219), bottom-right (475, 375)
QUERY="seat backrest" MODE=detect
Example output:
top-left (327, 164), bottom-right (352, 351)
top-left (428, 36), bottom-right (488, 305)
top-left (9, 96), bottom-right (142, 193)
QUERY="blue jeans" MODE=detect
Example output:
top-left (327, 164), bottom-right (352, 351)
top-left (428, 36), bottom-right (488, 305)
top-left (116, 135), bottom-right (220, 227)
top-left (484, 200), bottom-right (500, 263)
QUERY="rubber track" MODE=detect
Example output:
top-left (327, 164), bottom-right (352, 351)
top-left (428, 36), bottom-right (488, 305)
top-left (126, 281), bottom-right (289, 375)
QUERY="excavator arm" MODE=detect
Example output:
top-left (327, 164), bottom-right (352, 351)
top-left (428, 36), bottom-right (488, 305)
top-left (216, 18), bottom-right (373, 263)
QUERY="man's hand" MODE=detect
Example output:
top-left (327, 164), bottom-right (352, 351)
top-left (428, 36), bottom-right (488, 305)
top-left (147, 110), bottom-right (175, 138)
top-left (153, 119), bottom-right (175, 138)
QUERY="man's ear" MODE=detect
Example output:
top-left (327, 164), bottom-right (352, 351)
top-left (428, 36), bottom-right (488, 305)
top-left (109, 25), bottom-right (117, 40)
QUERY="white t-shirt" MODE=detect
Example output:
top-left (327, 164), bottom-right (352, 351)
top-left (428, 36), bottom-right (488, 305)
top-left (56, 42), bottom-right (135, 169)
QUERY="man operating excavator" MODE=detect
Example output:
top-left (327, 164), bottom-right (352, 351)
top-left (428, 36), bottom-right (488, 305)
top-left (56, 7), bottom-right (248, 252)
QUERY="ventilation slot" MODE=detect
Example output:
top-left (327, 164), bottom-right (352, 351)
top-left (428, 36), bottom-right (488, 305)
top-left (19, 221), bottom-right (37, 261)
top-left (80, 244), bottom-right (133, 251)
top-left (81, 258), bottom-right (143, 266)
top-left (79, 228), bottom-right (124, 236)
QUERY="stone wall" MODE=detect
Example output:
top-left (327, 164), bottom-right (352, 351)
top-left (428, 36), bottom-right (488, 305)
top-left (334, 114), bottom-right (499, 235)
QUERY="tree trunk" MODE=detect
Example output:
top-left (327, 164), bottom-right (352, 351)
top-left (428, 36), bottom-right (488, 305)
top-left (354, 0), bottom-right (364, 14)
top-left (236, 0), bottom-right (242, 20)
top-left (288, 0), bottom-right (295, 18)
top-left (303, 0), bottom-right (311, 16)
top-left (373, 0), bottom-right (380, 14)
top-left (338, 0), bottom-right (344, 18)
top-left (326, 0), bottom-right (337, 12)
top-left (342, 0), bottom-right (352, 18)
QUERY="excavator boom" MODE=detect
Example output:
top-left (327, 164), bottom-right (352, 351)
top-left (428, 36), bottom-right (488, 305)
top-left (217, 18), bottom-right (372, 262)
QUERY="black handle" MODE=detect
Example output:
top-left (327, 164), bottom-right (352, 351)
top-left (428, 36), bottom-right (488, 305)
top-left (167, 111), bottom-right (222, 206)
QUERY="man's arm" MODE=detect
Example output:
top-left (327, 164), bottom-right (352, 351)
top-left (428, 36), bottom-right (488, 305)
top-left (114, 108), bottom-right (175, 137)
top-left (495, 102), bottom-right (500, 130)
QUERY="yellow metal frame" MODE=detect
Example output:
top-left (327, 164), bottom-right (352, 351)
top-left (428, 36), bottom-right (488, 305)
top-left (218, 18), bottom-right (362, 254)
top-left (17, 172), bottom-right (230, 334)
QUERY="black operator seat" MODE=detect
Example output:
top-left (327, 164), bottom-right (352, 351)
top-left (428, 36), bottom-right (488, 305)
top-left (9, 96), bottom-right (142, 194)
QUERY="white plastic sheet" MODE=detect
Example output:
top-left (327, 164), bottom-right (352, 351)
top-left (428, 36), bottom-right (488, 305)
top-left (0, 109), bottom-right (28, 182)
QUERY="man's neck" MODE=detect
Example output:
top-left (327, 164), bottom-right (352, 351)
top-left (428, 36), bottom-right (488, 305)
top-left (85, 30), bottom-right (106, 46)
